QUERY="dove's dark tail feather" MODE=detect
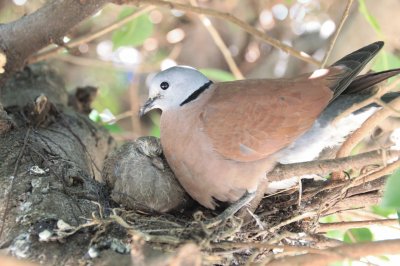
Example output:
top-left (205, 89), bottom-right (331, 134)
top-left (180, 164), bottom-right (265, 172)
top-left (345, 68), bottom-right (400, 94)
top-left (328, 41), bottom-right (384, 101)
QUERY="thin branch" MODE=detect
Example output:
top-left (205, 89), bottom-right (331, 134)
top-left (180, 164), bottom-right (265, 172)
top-left (324, 193), bottom-right (382, 216)
top-left (253, 212), bottom-right (318, 239)
top-left (213, 241), bottom-right (327, 255)
top-left (336, 97), bottom-right (400, 158)
top-left (119, 0), bottom-right (320, 65)
top-left (269, 149), bottom-right (398, 181)
top-left (29, 6), bottom-right (154, 63)
top-left (264, 239), bottom-right (400, 266)
top-left (317, 219), bottom-right (399, 233)
top-left (55, 53), bottom-right (159, 73)
top-left (190, 0), bottom-right (244, 79)
top-left (343, 159), bottom-right (400, 192)
top-left (320, 0), bottom-right (355, 67)
top-left (375, 98), bottom-right (400, 114)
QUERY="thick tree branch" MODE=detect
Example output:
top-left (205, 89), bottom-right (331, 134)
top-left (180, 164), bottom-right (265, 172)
top-left (0, 0), bottom-right (109, 85)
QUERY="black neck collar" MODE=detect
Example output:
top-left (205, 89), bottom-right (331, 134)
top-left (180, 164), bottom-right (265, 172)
top-left (180, 81), bottom-right (213, 106)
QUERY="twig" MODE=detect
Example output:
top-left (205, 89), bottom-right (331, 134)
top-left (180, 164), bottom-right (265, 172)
top-left (315, 160), bottom-right (399, 216)
top-left (343, 159), bottom-right (400, 192)
top-left (336, 97), bottom-right (400, 158)
top-left (119, 0), bottom-right (320, 65)
top-left (320, 0), bottom-right (355, 67)
top-left (113, 110), bottom-right (135, 122)
top-left (323, 193), bottom-right (382, 216)
top-left (29, 6), bottom-right (155, 63)
top-left (264, 239), bottom-right (400, 266)
top-left (190, 0), bottom-right (244, 79)
top-left (253, 212), bottom-right (317, 239)
top-left (317, 219), bottom-right (399, 233)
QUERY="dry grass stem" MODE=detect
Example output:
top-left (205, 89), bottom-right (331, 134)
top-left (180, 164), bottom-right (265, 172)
top-left (190, 0), bottom-right (244, 79)
top-left (320, 0), bottom-right (355, 67)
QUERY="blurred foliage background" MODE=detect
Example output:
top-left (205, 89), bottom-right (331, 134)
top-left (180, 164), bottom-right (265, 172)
top-left (1, 0), bottom-right (400, 264)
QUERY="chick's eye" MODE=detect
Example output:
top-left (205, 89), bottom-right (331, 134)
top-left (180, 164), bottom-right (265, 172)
top-left (160, 81), bottom-right (169, 90)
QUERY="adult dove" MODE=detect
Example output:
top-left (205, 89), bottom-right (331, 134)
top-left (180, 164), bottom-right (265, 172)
top-left (140, 42), bottom-right (388, 218)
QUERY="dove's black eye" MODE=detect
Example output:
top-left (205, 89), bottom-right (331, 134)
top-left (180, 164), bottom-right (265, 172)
top-left (160, 81), bottom-right (169, 90)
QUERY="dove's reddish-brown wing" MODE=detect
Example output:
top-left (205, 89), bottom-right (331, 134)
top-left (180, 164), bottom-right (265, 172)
top-left (201, 75), bottom-right (336, 162)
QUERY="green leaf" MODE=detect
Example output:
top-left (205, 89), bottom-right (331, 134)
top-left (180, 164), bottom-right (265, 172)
top-left (326, 230), bottom-right (345, 241)
top-left (104, 123), bottom-right (123, 133)
top-left (372, 51), bottom-right (400, 72)
top-left (343, 228), bottom-right (373, 243)
top-left (112, 7), bottom-right (153, 49)
top-left (381, 168), bottom-right (400, 208)
top-left (320, 214), bottom-right (339, 223)
top-left (358, 0), bottom-right (381, 34)
top-left (151, 125), bottom-right (160, 137)
top-left (149, 112), bottom-right (160, 137)
top-left (199, 68), bottom-right (236, 82)
top-left (370, 205), bottom-right (397, 218)
top-left (89, 109), bottom-right (101, 123)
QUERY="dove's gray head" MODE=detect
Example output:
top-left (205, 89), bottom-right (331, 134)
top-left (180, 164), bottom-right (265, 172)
top-left (140, 66), bottom-right (211, 116)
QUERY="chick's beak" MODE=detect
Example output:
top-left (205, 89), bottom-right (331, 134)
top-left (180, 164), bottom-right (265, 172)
top-left (139, 97), bottom-right (156, 117)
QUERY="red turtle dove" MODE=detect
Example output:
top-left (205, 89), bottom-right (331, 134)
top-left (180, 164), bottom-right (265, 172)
top-left (140, 42), bottom-right (387, 218)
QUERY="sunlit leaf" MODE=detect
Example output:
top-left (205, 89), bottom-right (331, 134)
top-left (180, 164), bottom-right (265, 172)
top-left (150, 112), bottom-right (160, 137)
top-left (112, 7), bottom-right (153, 49)
top-left (358, 0), bottom-right (381, 34)
top-left (372, 51), bottom-right (400, 72)
top-left (151, 125), bottom-right (160, 137)
top-left (320, 214), bottom-right (339, 223)
top-left (104, 123), bottom-right (123, 133)
top-left (377, 255), bottom-right (390, 262)
top-left (370, 205), bottom-right (397, 218)
top-left (325, 230), bottom-right (345, 241)
top-left (89, 109), bottom-right (101, 123)
top-left (381, 168), bottom-right (400, 208)
top-left (199, 68), bottom-right (236, 82)
top-left (343, 228), bottom-right (373, 243)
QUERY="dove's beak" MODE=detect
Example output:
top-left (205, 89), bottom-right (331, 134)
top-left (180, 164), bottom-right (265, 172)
top-left (139, 97), bottom-right (157, 117)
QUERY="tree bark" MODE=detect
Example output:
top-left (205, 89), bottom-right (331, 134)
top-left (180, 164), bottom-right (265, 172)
top-left (0, 64), bottom-right (115, 264)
